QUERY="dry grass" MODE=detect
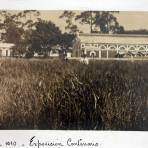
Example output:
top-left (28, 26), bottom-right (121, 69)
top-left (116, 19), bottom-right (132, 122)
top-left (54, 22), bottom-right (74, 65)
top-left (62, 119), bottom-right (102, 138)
top-left (0, 58), bottom-right (147, 130)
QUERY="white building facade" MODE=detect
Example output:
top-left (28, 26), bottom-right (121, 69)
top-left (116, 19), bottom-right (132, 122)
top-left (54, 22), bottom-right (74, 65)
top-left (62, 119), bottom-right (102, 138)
top-left (0, 43), bottom-right (15, 57)
top-left (72, 33), bottom-right (148, 58)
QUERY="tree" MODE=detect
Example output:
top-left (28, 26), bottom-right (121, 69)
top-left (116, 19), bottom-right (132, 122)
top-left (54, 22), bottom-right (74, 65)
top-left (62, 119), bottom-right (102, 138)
top-left (0, 10), bottom-right (41, 56)
top-left (60, 33), bottom-right (75, 48)
top-left (59, 33), bottom-right (75, 56)
top-left (75, 11), bottom-right (95, 33)
top-left (0, 10), bottom-right (40, 30)
top-left (3, 22), bottom-right (26, 56)
top-left (28, 19), bottom-right (62, 56)
top-left (75, 11), bottom-right (124, 34)
top-left (95, 11), bottom-right (124, 34)
top-left (0, 13), bottom-right (26, 56)
top-left (59, 11), bottom-right (79, 34)
top-left (16, 10), bottom-right (40, 29)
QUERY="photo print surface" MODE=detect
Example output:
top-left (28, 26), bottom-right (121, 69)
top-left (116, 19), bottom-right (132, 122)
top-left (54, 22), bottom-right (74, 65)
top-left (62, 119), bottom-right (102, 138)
top-left (0, 10), bottom-right (148, 130)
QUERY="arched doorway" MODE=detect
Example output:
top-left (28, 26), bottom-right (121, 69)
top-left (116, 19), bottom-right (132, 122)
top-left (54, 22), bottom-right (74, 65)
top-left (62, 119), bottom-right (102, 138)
top-left (90, 51), bottom-right (96, 58)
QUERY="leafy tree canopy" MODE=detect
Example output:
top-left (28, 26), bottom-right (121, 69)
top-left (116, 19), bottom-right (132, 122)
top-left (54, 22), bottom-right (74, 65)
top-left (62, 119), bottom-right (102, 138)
top-left (60, 33), bottom-right (75, 49)
top-left (75, 11), bottom-right (124, 34)
top-left (60, 11), bottom-right (79, 34)
top-left (0, 10), bottom-right (40, 56)
top-left (28, 19), bottom-right (62, 55)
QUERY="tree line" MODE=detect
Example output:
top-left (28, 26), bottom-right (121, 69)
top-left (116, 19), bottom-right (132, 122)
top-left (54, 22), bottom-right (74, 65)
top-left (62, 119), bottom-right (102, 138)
top-left (0, 10), bottom-right (135, 57)
top-left (60, 11), bottom-right (124, 34)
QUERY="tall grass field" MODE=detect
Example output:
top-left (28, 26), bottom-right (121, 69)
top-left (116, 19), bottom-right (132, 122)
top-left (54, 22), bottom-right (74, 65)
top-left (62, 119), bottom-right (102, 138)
top-left (0, 59), bottom-right (147, 130)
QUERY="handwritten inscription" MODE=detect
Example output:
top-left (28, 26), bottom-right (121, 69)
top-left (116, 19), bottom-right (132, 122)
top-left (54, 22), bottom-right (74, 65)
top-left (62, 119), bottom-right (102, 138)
top-left (29, 136), bottom-right (64, 147)
top-left (67, 138), bottom-right (99, 147)
top-left (5, 141), bottom-right (17, 146)
top-left (0, 136), bottom-right (101, 148)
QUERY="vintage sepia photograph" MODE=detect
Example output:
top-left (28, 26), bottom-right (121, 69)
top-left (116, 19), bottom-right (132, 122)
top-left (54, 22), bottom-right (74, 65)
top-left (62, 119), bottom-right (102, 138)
top-left (0, 10), bottom-right (147, 130)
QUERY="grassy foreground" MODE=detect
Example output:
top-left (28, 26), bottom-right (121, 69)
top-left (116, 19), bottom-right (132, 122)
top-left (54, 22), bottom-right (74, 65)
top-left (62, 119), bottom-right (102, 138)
top-left (0, 59), bottom-right (147, 130)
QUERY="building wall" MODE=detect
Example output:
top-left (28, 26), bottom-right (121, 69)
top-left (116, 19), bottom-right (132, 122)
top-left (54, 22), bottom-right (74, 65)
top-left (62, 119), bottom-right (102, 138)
top-left (72, 33), bottom-right (148, 58)
top-left (79, 34), bottom-right (148, 44)
top-left (0, 43), bottom-right (14, 57)
top-left (0, 48), bottom-right (11, 57)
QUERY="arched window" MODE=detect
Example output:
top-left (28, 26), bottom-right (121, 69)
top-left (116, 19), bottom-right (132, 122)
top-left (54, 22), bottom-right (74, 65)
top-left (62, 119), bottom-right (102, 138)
top-left (99, 45), bottom-right (106, 50)
top-left (81, 44), bottom-right (85, 48)
top-left (109, 45), bottom-right (116, 50)
top-left (139, 46), bottom-right (145, 51)
top-left (119, 46), bottom-right (126, 51)
top-left (90, 51), bottom-right (96, 58)
top-left (129, 46), bottom-right (136, 51)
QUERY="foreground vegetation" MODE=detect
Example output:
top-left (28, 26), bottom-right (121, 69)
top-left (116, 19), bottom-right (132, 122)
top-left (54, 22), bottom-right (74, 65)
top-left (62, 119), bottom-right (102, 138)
top-left (0, 59), bottom-right (147, 130)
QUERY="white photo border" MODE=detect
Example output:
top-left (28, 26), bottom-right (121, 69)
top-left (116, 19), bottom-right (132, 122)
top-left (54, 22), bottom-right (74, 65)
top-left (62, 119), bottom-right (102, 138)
top-left (0, 0), bottom-right (148, 11)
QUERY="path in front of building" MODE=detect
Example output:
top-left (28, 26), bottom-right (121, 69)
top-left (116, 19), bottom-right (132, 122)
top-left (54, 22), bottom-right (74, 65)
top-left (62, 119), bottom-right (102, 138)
top-left (69, 57), bottom-right (148, 61)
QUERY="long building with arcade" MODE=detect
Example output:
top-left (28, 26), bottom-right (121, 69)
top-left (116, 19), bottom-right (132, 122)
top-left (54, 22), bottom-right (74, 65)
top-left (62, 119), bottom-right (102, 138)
top-left (72, 33), bottom-right (148, 59)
